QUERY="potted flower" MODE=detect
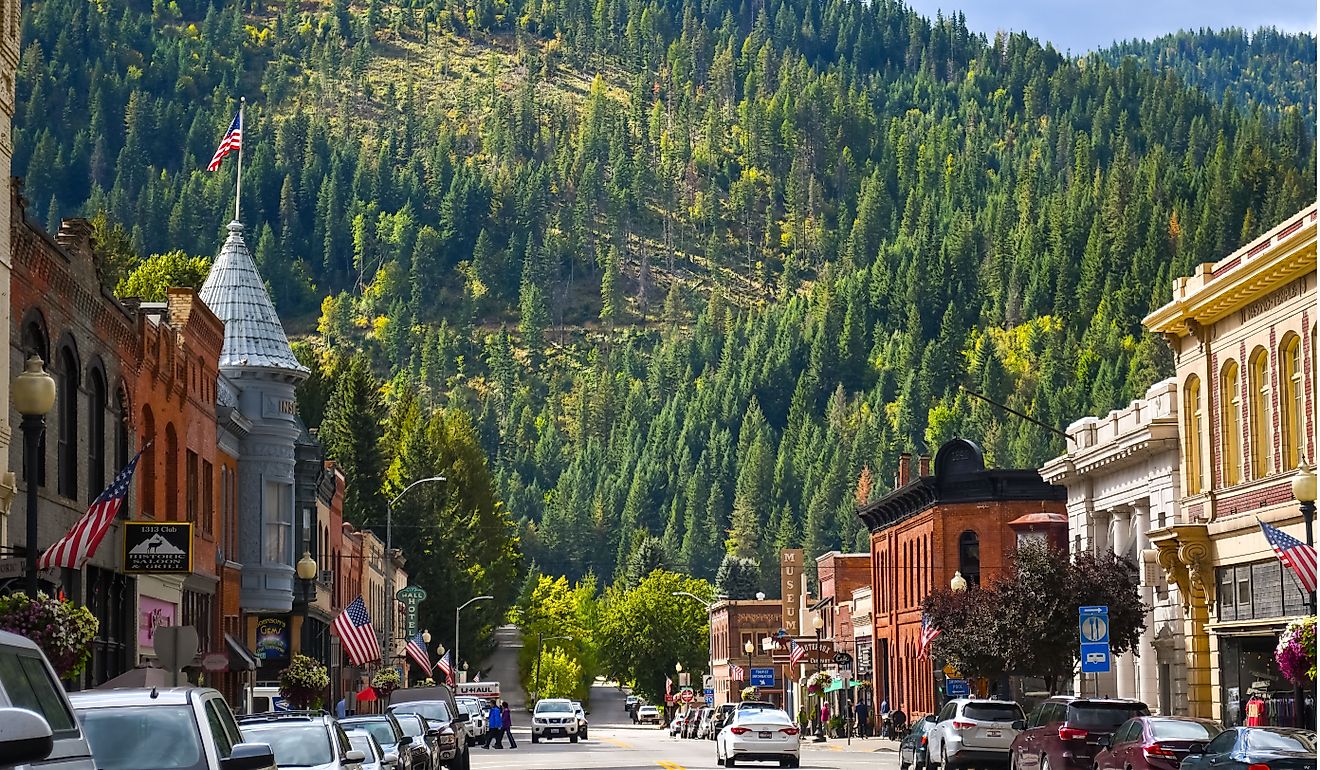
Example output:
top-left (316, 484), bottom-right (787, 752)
top-left (0, 592), bottom-right (98, 680)
top-left (372, 667), bottom-right (402, 697)
top-left (279, 654), bottom-right (330, 709)
top-left (1276, 616), bottom-right (1316, 685)
top-left (805, 671), bottom-right (833, 696)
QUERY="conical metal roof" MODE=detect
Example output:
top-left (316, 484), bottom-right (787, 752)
top-left (200, 221), bottom-right (308, 375)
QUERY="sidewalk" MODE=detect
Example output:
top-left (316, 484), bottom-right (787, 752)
top-left (800, 735), bottom-right (901, 754)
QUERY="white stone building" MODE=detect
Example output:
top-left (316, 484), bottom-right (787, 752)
top-left (1040, 378), bottom-right (1186, 714)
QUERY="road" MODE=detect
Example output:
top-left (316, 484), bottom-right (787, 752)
top-left (472, 682), bottom-right (900, 770)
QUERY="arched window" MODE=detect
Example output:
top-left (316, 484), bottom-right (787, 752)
top-left (958, 530), bottom-right (980, 587)
top-left (1280, 334), bottom-right (1304, 471)
top-left (1185, 375), bottom-right (1203, 494)
top-left (57, 345), bottom-right (79, 500)
top-left (1219, 360), bottom-right (1241, 487)
top-left (87, 367), bottom-right (106, 501)
top-left (141, 407), bottom-right (156, 517)
top-left (1248, 347), bottom-right (1272, 479)
top-left (164, 424), bottom-right (179, 521)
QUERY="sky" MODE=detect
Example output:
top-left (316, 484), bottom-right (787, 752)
top-left (901, 0), bottom-right (1317, 53)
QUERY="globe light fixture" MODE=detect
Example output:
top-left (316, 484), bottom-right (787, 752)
top-left (744, 640), bottom-right (755, 655)
top-left (422, 629), bottom-right (432, 644)
top-left (1292, 460), bottom-right (1316, 503)
top-left (296, 551), bottom-right (318, 581)
top-left (811, 614), bottom-right (824, 631)
top-left (950, 571), bottom-right (969, 592)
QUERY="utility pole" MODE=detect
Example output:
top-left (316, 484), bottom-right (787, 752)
top-left (383, 476), bottom-right (445, 671)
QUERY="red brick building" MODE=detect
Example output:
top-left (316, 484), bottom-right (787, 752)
top-left (857, 439), bottom-right (1067, 717)
top-left (709, 599), bottom-right (784, 706)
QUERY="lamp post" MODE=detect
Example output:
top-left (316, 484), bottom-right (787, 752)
top-left (744, 639), bottom-right (755, 692)
top-left (534, 633), bottom-right (572, 701)
top-left (383, 476), bottom-right (446, 670)
top-left (296, 550), bottom-right (318, 656)
top-left (15, 356), bottom-right (55, 599)
top-left (811, 614), bottom-right (825, 740)
top-left (1291, 460), bottom-right (1316, 728)
top-left (455, 594), bottom-right (493, 682)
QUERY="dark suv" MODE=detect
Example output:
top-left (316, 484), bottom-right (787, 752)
top-left (1009, 698), bottom-right (1149, 770)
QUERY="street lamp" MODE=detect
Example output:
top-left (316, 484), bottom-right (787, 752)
top-left (383, 475), bottom-right (446, 668)
top-left (950, 571), bottom-right (969, 592)
top-left (810, 614), bottom-right (825, 740)
top-left (422, 629), bottom-right (432, 644)
top-left (455, 594), bottom-right (493, 681)
top-left (755, 592), bottom-right (766, 601)
top-left (671, 590), bottom-right (716, 610)
top-left (744, 639), bottom-right (755, 686)
top-left (296, 551), bottom-right (318, 655)
top-left (1291, 460), bottom-right (1316, 728)
top-left (14, 356), bottom-right (55, 598)
top-left (534, 633), bottom-right (572, 700)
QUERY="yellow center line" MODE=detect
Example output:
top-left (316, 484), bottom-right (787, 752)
top-left (657, 762), bottom-right (686, 770)
top-left (602, 737), bottom-right (635, 749)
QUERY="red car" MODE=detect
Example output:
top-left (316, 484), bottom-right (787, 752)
top-left (1009, 697), bottom-right (1149, 770)
top-left (1094, 717), bottom-right (1221, 770)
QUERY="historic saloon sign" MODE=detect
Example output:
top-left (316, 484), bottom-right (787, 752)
top-left (123, 522), bottom-right (193, 573)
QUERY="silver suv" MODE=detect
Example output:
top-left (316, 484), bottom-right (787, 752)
top-left (238, 711), bottom-right (365, 770)
top-left (70, 687), bottom-right (277, 770)
top-left (0, 629), bottom-right (96, 770)
top-left (928, 698), bottom-right (1025, 769)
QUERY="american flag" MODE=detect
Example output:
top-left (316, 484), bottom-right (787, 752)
top-left (473, 671), bottom-right (482, 683)
top-left (730, 663), bottom-right (746, 681)
top-left (665, 676), bottom-right (673, 697)
top-left (1260, 519), bottom-right (1318, 592)
top-left (435, 650), bottom-right (454, 684)
top-left (38, 451), bottom-right (142, 570)
top-left (207, 110), bottom-right (243, 171)
top-left (788, 640), bottom-right (807, 667)
top-left (333, 596), bottom-right (381, 666)
top-left (917, 613), bottom-right (942, 660)
top-left (405, 632), bottom-right (431, 672)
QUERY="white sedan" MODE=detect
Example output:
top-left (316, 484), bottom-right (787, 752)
top-left (716, 707), bottom-right (801, 768)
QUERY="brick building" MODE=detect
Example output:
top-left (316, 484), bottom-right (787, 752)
top-left (709, 598), bottom-right (784, 706)
top-left (1143, 203), bottom-right (1316, 725)
top-left (7, 200), bottom-right (138, 688)
top-left (857, 438), bottom-right (1067, 716)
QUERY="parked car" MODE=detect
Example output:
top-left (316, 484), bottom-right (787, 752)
top-left (0, 629), bottom-right (98, 770)
top-left (637, 705), bottom-right (663, 725)
top-left (341, 714), bottom-right (419, 770)
top-left (625, 695), bottom-right (641, 713)
top-left (453, 698), bottom-right (487, 746)
top-left (571, 701), bottom-right (589, 740)
top-left (531, 698), bottom-right (580, 743)
top-left (1009, 697), bottom-right (1149, 770)
top-left (345, 729), bottom-right (399, 770)
top-left (698, 707), bottom-right (719, 739)
top-left (715, 706), bottom-right (801, 768)
top-left (682, 708), bottom-right (704, 739)
top-left (393, 712), bottom-right (440, 770)
top-left (72, 687), bottom-right (276, 770)
top-left (669, 714), bottom-right (685, 736)
top-left (1094, 716), bottom-right (1220, 770)
top-left (711, 704), bottom-right (738, 738)
top-left (1179, 727), bottom-right (1315, 770)
top-left (901, 715), bottom-right (938, 770)
top-left (237, 710), bottom-right (365, 770)
top-left (386, 697), bottom-right (469, 770)
top-left (927, 698), bottom-right (1025, 769)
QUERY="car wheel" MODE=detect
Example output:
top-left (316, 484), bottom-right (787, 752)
top-left (716, 751), bottom-right (725, 767)
top-left (726, 756), bottom-right (737, 768)
top-left (531, 735), bottom-right (539, 744)
top-left (943, 746), bottom-right (955, 770)
top-left (570, 735), bottom-right (579, 744)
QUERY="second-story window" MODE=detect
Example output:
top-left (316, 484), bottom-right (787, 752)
top-left (1248, 347), bottom-right (1271, 479)
top-left (1185, 375), bottom-right (1203, 494)
top-left (958, 530), bottom-right (980, 587)
top-left (1281, 334), bottom-right (1304, 471)
top-left (164, 424), bottom-right (179, 520)
top-left (57, 346), bottom-right (79, 500)
top-left (87, 368), bottom-right (106, 500)
top-left (185, 450), bottom-right (198, 524)
top-left (1219, 359), bottom-right (1241, 487)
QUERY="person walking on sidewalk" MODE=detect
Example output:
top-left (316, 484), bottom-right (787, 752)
top-left (500, 701), bottom-right (518, 748)
top-left (854, 700), bottom-right (869, 739)
top-left (485, 701), bottom-right (506, 748)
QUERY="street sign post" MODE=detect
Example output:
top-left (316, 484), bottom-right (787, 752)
top-left (1079, 605), bottom-right (1111, 674)
top-left (750, 668), bottom-right (775, 687)
top-left (154, 625), bottom-right (199, 687)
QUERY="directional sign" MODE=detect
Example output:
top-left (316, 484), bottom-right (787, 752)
top-left (750, 668), bottom-right (775, 687)
top-left (945, 678), bottom-right (970, 697)
top-left (1079, 606), bottom-right (1111, 673)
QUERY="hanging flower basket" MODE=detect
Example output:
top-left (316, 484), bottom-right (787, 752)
top-left (806, 671), bottom-right (832, 696)
top-left (372, 668), bottom-right (401, 697)
top-left (0, 592), bottom-right (98, 681)
top-left (416, 677), bottom-right (436, 688)
top-left (279, 654), bottom-right (329, 709)
top-left (740, 686), bottom-right (760, 701)
top-left (1275, 616), bottom-right (1316, 685)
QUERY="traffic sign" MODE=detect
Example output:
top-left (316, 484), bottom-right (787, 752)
top-left (1079, 606), bottom-right (1109, 644)
top-left (945, 678), bottom-right (970, 697)
top-left (750, 668), bottom-right (775, 687)
top-left (680, 689), bottom-right (696, 703)
top-left (1080, 643), bottom-right (1111, 673)
top-left (705, 694), bottom-right (714, 706)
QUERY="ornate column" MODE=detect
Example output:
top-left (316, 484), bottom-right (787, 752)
top-left (1152, 525), bottom-right (1214, 719)
top-left (1132, 500), bottom-right (1160, 710)
top-left (1111, 507), bottom-right (1136, 700)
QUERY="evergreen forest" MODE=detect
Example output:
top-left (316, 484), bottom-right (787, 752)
top-left (14, 0), bottom-right (1317, 594)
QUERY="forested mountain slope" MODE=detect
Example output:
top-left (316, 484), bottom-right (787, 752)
top-left (1104, 27), bottom-right (1316, 122)
top-left (15, 0), bottom-right (1316, 591)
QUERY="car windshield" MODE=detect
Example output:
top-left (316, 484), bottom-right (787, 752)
top-left (396, 715), bottom-right (425, 737)
top-left (1149, 720), bottom-right (1218, 741)
top-left (346, 733), bottom-right (379, 761)
top-left (241, 723), bottom-right (335, 767)
top-left (1068, 704), bottom-right (1148, 731)
top-left (964, 703), bottom-right (1024, 722)
top-left (343, 720), bottom-right (397, 747)
top-left (733, 709), bottom-right (792, 725)
top-left (78, 706), bottom-right (204, 770)
top-left (1245, 730), bottom-right (1316, 752)
top-left (393, 702), bottom-right (451, 722)
top-left (537, 701), bottom-right (573, 713)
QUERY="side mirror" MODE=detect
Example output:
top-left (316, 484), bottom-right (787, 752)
top-left (0, 707), bottom-right (54, 768)
top-left (344, 749), bottom-right (366, 763)
top-left (1011, 720), bottom-right (1027, 731)
top-left (383, 752), bottom-right (400, 767)
top-left (453, 713), bottom-right (470, 723)
top-left (1097, 736), bottom-right (1111, 749)
top-left (924, 715), bottom-right (938, 724)
top-left (426, 727), bottom-right (441, 738)
top-left (398, 736), bottom-right (413, 747)
top-left (1185, 743), bottom-right (1206, 756)
top-left (221, 742), bottom-right (277, 770)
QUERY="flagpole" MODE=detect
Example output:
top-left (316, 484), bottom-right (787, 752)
top-left (235, 96), bottom-right (244, 222)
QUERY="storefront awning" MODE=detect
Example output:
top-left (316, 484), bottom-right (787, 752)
top-left (226, 633), bottom-right (259, 672)
top-left (823, 679), bottom-right (863, 693)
